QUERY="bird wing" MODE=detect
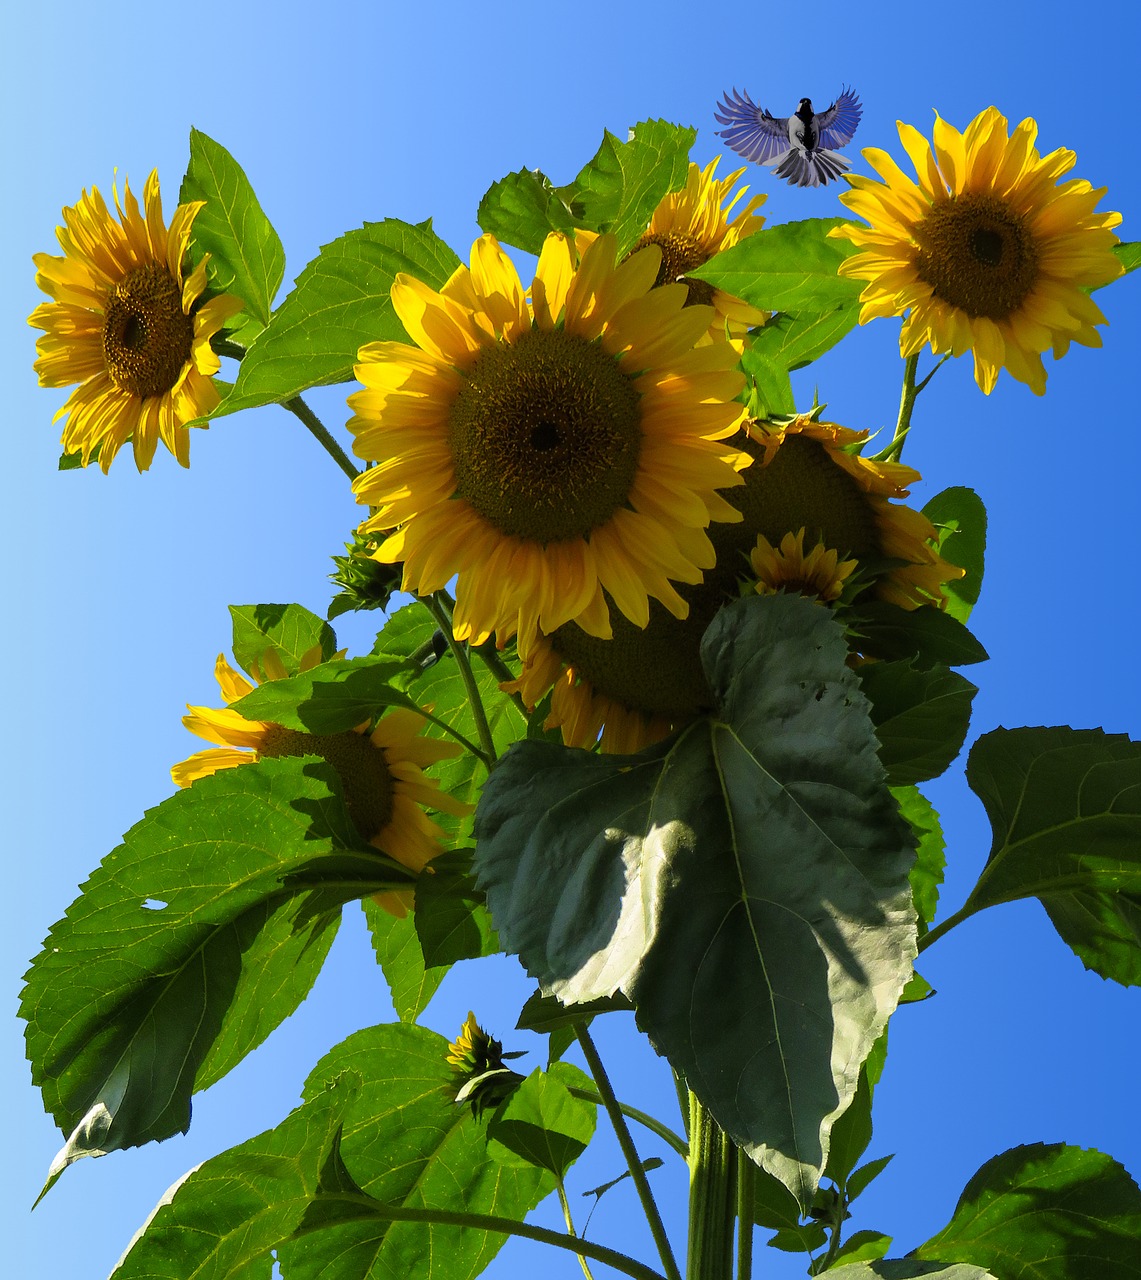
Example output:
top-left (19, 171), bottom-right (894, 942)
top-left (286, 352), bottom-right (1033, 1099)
top-left (714, 88), bottom-right (791, 164)
top-left (814, 86), bottom-right (863, 151)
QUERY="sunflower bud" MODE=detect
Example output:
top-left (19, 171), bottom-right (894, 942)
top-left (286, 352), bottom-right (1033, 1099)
top-left (446, 1011), bottom-right (525, 1119)
top-left (328, 531), bottom-right (403, 619)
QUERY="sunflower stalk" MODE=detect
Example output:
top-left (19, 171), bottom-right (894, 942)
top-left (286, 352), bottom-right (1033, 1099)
top-left (686, 1095), bottom-right (737, 1280)
top-left (556, 1181), bottom-right (596, 1280)
top-left (566, 1087), bottom-right (689, 1159)
top-left (878, 351), bottom-right (951, 464)
top-left (422, 592), bottom-right (497, 766)
top-left (282, 394), bottom-right (360, 482)
top-left (736, 1148), bottom-right (755, 1280)
top-left (574, 1025), bottom-right (682, 1280)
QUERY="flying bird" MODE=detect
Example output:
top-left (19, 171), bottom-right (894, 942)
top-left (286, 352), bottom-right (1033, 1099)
top-left (714, 87), bottom-right (863, 187)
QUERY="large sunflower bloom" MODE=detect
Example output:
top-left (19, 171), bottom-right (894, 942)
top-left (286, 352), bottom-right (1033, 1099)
top-left (625, 157), bottom-right (768, 344)
top-left (172, 646), bottom-right (469, 917)
top-left (832, 107), bottom-right (1123, 395)
top-left (347, 231), bottom-right (749, 647)
top-left (29, 171), bottom-right (242, 471)
top-left (508, 415), bottom-right (961, 753)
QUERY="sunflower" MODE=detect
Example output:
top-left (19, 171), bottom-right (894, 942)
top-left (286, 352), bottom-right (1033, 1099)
top-left (347, 231), bottom-right (749, 648)
top-left (172, 645), bottom-right (469, 917)
top-left (29, 171), bottom-right (242, 471)
top-left (508, 415), bottom-right (962, 753)
top-left (832, 107), bottom-right (1123, 395)
top-left (623, 156), bottom-right (769, 345)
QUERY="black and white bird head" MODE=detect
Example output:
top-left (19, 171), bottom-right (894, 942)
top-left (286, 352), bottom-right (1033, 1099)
top-left (715, 87), bottom-right (863, 188)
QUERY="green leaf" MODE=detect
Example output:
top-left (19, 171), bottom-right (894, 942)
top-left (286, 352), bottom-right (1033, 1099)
top-left (846, 1153), bottom-right (894, 1204)
top-left (921, 488), bottom-right (987, 624)
top-left (20, 758), bottom-right (411, 1187)
top-left (486, 1062), bottom-right (596, 1177)
top-left (477, 168), bottom-right (578, 254)
top-left (362, 898), bottom-right (447, 1023)
top-left (848, 601), bottom-right (988, 668)
top-left (893, 785), bottom-right (947, 934)
top-left (916, 1143), bottom-right (1141, 1279)
top-left (233, 654), bottom-right (421, 732)
top-left (276, 1022), bottom-right (555, 1280)
top-left (823, 1065), bottom-right (873, 1187)
top-left (746, 305), bottom-right (860, 371)
top-left (180, 129), bottom-right (286, 345)
top-left (1112, 242), bottom-right (1141, 275)
top-left (414, 849), bottom-right (499, 967)
top-left (229, 602), bottom-right (338, 677)
top-left (964, 727), bottom-right (1141, 984)
top-left (371, 601), bottom-right (442, 664)
top-left (858, 661), bottom-right (976, 786)
top-left (474, 593), bottom-right (917, 1207)
top-left (515, 990), bottom-right (634, 1034)
top-left (691, 218), bottom-right (862, 313)
top-left (742, 345), bottom-right (797, 416)
top-left (216, 219), bottom-right (462, 418)
top-left (570, 118), bottom-right (696, 253)
top-left (110, 1074), bottom-right (360, 1278)
top-left (819, 1231), bottom-right (893, 1271)
top-left (825, 1264), bottom-right (996, 1279)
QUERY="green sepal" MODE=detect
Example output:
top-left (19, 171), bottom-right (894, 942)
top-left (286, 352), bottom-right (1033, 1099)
top-left (229, 602), bottom-right (338, 677)
top-left (1111, 241), bottom-right (1141, 275)
top-left (180, 128), bottom-right (286, 347)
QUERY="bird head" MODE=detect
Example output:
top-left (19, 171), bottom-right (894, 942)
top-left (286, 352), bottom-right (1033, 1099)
top-left (796, 98), bottom-right (814, 120)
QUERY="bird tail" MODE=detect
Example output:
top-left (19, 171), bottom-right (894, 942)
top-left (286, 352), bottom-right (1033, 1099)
top-left (769, 147), bottom-right (851, 187)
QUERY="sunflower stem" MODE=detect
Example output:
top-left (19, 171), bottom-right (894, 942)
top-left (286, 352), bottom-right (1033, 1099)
top-left (470, 640), bottom-right (530, 721)
top-left (737, 1148), bottom-right (755, 1280)
top-left (673, 1071), bottom-right (691, 1143)
top-left (884, 352), bottom-right (921, 463)
top-left (566, 1086), bottom-right (689, 1159)
top-left (687, 1095), bottom-right (737, 1280)
top-left (574, 1026), bottom-right (682, 1280)
top-left (422, 593), bottom-right (497, 765)
top-left (916, 902), bottom-right (975, 953)
top-left (556, 1180), bottom-right (596, 1280)
top-left (282, 395), bottom-right (360, 482)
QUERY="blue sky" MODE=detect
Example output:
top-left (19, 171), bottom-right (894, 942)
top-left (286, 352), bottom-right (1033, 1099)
top-left (6, 2), bottom-right (1140, 1276)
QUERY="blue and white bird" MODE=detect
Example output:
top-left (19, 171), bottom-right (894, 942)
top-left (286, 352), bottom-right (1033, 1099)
top-left (714, 87), bottom-right (863, 187)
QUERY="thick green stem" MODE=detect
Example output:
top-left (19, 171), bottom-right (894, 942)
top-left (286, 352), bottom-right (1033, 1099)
top-left (421, 593), bottom-right (497, 765)
top-left (687, 1095), bottom-right (737, 1280)
top-left (880, 351), bottom-right (951, 464)
top-left (282, 395), bottom-right (361, 482)
top-left (736, 1149), bottom-right (754, 1280)
top-left (574, 1026), bottom-right (682, 1280)
top-left (557, 1180), bottom-right (596, 1280)
top-left (673, 1072), bottom-right (691, 1143)
top-left (917, 902), bottom-right (975, 954)
top-left (567, 1086), bottom-right (689, 1159)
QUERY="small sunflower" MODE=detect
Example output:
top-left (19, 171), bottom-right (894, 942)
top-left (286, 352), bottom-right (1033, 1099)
top-left (508, 415), bottom-right (961, 753)
top-left (347, 231), bottom-right (749, 648)
top-left (29, 171), bottom-right (243, 471)
top-left (832, 107), bottom-right (1123, 394)
top-left (625, 157), bottom-right (769, 345)
top-left (172, 645), bottom-right (469, 917)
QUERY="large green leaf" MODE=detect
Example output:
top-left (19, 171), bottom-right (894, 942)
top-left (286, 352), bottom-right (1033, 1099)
top-left (848, 601), bottom-right (988, 669)
top-left (746, 304), bottom-right (860, 371)
top-left (858, 661), bottom-right (977, 786)
top-left (20, 758), bottom-right (414, 1186)
top-left (215, 219), bottom-right (462, 418)
top-left (229, 602), bottom-right (338, 676)
top-left (691, 218), bottom-right (862, 313)
top-left (486, 1062), bottom-right (596, 1178)
top-left (915, 1143), bottom-right (1141, 1278)
top-left (963, 727), bottom-right (1141, 984)
top-left (477, 168), bottom-right (578, 254)
top-left (742, 345), bottom-right (797, 417)
top-left (274, 1022), bottom-right (555, 1280)
top-left (570, 118), bottom-right (695, 253)
top-left (921, 488), bottom-right (987, 624)
top-left (414, 849), bottom-right (499, 968)
top-left (180, 129), bottom-right (286, 346)
top-left (474, 593), bottom-right (917, 1207)
top-left (362, 898), bottom-right (448, 1023)
top-left (893, 785), bottom-right (946, 936)
top-left (233, 654), bottom-right (423, 731)
top-left (110, 1074), bottom-right (360, 1279)
top-left (825, 1265), bottom-right (996, 1279)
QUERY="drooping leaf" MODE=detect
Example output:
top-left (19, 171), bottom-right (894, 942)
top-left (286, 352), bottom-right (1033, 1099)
top-left (691, 218), bottom-right (862, 313)
top-left (824, 1264), bottom-right (996, 1279)
top-left (362, 898), bottom-right (447, 1023)
top-left (486, 1062), bottom-right (597, 1178)
top-left (21, 758), bottom-right (411, 1188)
top-left (848, 601), bottom-right (988, 668)
top-left (1111, 242), bottom-right (1141, 275)
top-left (823, 1065), bottom-right (873, 1188)
top-left (915, 1143), bottom-right (1141, 1279)
top-left (921, 488), bottom-right (987, 624)
top-left (742, 345), bottom-right (797, 416)
top-left (747, 305), bottom-right (860, 372)
top-left (229, 602), bottom-right (338, 677)
top-left (274, 1022), bottom-right (555, 1280)
top-left (817, 1232), bottom-right (893, 1271)
top-left (570, 118), bottom-right (695, 253)
top-left (858, 661), bottom-right (977, 786)
top-left (180, 129), bottom-right (286, 346)
top-left (215, 219), bottom-right (462, 418)
top-left (477, 168), bottom-right (578, 254)
top-left (892, 785), bottom-right (946, 934)
top-left (515, 990), bottom-right (635, 1034)
top-left (475, 593), bottom-right (918, 1207)
top-left (233, 654), bottom-right (422, 731)
top-left (370, 601), bottom-right (442, 665)
top-left (964, 728), bottom-right (1141, 984)
top-left (110, 1074), bottom-right (360, 1279)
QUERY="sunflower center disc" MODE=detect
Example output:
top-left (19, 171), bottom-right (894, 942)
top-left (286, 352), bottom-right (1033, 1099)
top-left (914, 193), bottom-right (1039, 319)
top-left (102, 262), bottom-right (195, 397)
top-left (258, 726), bottom-right (395, 842)
top-left (448, 328), bottom-right (642, 543)
top-left (631, 231), bottom-right (715, 306)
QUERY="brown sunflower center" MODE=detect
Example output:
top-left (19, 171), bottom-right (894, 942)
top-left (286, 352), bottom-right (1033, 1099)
top-left (448, 327), bottom-right (642, 543)
top-left (102, 262), bottom-right (195, 398)
top-left (914, 194), bottom-right (1040, 319)
top-left (258, 725), bottom-right (395, 843)
top-left (630, 231), bottom-right (715, 306)
top-left (549, 429), bottom-right (882, 723)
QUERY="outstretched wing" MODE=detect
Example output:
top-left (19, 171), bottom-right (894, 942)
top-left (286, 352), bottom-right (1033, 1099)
top-left (714, 88), bottom-right (790, 164)
top-left (815, 86), bottom-right (862, 151)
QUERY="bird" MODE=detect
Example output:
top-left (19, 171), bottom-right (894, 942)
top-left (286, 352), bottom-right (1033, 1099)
top-left (714, 87), bottom-right (863, 187)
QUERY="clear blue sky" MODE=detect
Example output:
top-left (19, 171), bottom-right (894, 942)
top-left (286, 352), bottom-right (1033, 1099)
top-left (6, 3), bottom-right (1140, 1276)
